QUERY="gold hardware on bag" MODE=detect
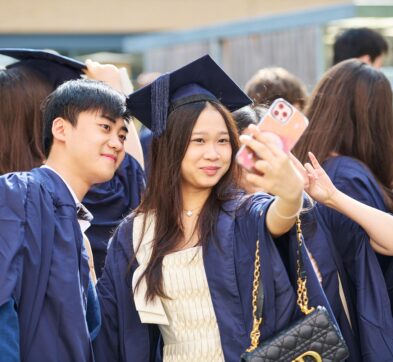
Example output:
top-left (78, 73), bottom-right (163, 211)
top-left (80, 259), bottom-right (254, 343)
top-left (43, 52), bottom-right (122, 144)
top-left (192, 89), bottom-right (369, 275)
top-left (246, 239), bottom-right (262, 352)
top-left (297, 278), bottom-right (315, 315)
top-left (246, 217), bottom-right (317, 353)
top-left (292, 350), bottom-right (322, 362)
top-left (296, 217), bottom-right (315, 315)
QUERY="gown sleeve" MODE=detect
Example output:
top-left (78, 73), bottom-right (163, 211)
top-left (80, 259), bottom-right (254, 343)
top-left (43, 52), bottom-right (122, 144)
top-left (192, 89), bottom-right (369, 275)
top-left (234, 193), bottom-right (298, 337)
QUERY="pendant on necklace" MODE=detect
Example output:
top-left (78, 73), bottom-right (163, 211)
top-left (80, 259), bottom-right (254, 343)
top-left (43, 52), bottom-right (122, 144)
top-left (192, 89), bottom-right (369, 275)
top-left (185, 210), bottom-right (193, 217)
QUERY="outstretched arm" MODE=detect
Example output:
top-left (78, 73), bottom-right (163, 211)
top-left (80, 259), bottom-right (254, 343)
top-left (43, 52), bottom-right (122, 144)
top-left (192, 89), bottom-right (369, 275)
top-left (303, 152), bottom-right (393, 255)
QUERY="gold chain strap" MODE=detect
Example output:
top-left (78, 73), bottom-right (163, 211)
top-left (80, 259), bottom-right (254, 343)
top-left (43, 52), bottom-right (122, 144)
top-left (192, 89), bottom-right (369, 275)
top-left (246, 217), bottom-right (315, 352)
top-left (246, 216), bottom-right (315, 352)
top-left (296, 217), bottom-right (315, 315)
top-left (246, 239), bottom-right (262, 352)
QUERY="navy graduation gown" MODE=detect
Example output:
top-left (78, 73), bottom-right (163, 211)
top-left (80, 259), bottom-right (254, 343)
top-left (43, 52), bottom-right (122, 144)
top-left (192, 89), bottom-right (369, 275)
top-left (93, 194), bottom-right (296, 362)
top-left (93, 194), bottom-right (334, 362)
top-left (0, 168), bottom-right (94, 361)
top-left (83, 153), bottom-right (145, 277)
top-left (305, 156), bottom-right (393, 361)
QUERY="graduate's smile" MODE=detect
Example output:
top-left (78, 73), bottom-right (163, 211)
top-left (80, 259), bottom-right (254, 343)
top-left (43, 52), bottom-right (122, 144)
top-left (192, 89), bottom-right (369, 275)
top-left (200, 166), bottom-right (221, 176)
top-left (101, 153), bottom-right (118, 163)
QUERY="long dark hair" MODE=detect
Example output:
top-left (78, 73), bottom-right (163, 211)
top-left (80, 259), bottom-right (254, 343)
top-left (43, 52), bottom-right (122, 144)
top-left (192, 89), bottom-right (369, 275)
top-left (0, 66), bottom-right (52, 174)
top-left (294, 59), bottom-right (393, 209)
top-left (134, 100), bottom-right (241, 301)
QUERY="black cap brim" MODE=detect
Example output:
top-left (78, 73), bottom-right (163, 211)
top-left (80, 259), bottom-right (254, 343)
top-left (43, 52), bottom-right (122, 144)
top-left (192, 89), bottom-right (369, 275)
top-left (0, 48), bottom-right (86, 88)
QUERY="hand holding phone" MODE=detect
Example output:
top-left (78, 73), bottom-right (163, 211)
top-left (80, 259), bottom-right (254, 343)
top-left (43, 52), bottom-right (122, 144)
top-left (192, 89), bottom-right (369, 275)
top-left (236, 98), bottom-right (309, 171)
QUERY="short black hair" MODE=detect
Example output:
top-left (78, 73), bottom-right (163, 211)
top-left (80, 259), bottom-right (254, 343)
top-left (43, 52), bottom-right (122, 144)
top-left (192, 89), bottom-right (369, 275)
top-left (42, 79), bottom-right (130, 157)
top-left (232, 105), bottom-right (267, 134)
top-left (333, 27), bottom-right (388, 65)
top-left (232, 106), bottom-right (259, 134)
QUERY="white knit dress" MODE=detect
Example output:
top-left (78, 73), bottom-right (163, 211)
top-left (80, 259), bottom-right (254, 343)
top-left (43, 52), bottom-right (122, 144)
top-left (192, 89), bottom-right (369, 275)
top-left (158, 246), bottom-right (225, 362)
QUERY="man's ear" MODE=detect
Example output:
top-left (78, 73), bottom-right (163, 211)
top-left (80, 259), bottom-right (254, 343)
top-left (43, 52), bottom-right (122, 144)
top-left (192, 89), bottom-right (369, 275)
top-left (358, 54), bottom-right (372, 65)
top-left (51, 117), bottom-right (69, 142)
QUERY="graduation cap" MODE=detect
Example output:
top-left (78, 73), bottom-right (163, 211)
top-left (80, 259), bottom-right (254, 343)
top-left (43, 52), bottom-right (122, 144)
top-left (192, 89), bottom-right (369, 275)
top-left (126, 54), bottom-right (251, 136)
top-left (0, 48), bottom-right (86, 89)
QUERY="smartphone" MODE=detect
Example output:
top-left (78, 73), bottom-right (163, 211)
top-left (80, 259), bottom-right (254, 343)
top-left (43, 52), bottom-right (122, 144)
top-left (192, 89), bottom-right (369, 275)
top-left (236, 98), bottom-right (309, 171)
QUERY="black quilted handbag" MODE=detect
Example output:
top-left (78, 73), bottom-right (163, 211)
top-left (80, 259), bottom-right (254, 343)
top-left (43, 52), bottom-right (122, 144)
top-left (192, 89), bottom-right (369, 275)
top-left (241, 217), bottom-right (349, 362)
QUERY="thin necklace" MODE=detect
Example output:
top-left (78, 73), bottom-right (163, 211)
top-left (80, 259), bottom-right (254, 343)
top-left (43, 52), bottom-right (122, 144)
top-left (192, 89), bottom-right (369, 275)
top-left (183, 205), bottom-right (203, 217)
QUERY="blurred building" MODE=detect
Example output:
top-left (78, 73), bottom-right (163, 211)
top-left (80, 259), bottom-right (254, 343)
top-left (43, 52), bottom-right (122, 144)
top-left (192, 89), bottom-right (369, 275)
top-left (1, 0), bottom-right (392, 88)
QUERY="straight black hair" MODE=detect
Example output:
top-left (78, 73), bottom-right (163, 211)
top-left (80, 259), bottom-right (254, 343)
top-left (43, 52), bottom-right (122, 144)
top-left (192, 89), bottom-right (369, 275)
top-left (42, 79), bottom-right (130, 157)
top-left (134, 100), bottom-right (241, 301)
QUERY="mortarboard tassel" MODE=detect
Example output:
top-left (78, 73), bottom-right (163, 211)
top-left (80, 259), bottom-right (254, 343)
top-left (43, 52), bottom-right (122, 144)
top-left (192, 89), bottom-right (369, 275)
top-left (151, 73), bottom-right (170, 137)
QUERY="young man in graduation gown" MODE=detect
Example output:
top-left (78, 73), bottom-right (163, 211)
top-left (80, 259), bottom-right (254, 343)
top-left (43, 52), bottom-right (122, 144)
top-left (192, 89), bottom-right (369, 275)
top-left (0, 79), bottom-right (130, 361)
top-left (0, 48), bottom-right (146, 279)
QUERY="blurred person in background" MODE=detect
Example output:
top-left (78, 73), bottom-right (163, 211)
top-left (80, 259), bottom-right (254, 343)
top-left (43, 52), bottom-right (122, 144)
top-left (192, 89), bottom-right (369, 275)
top-left (244, 67), bottom-right (308, 111)
top-left (333, 27), bottom-right (388, 68)
top-left (232, 105), bottom-right (265, 194)
top-left (232, 104), bottom-right (264, 135)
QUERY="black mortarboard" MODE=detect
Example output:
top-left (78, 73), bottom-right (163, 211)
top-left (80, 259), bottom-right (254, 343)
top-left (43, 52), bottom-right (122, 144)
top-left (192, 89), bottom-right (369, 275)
top-left (0, 48), bottom-right (86, 89)
top-left (126, 55), bottom-right (251, 136)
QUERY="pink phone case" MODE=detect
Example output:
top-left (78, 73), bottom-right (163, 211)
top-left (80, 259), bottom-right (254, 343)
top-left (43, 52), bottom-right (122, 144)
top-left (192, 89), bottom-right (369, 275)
top-left (236, 98), bottom-right (309, 171)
